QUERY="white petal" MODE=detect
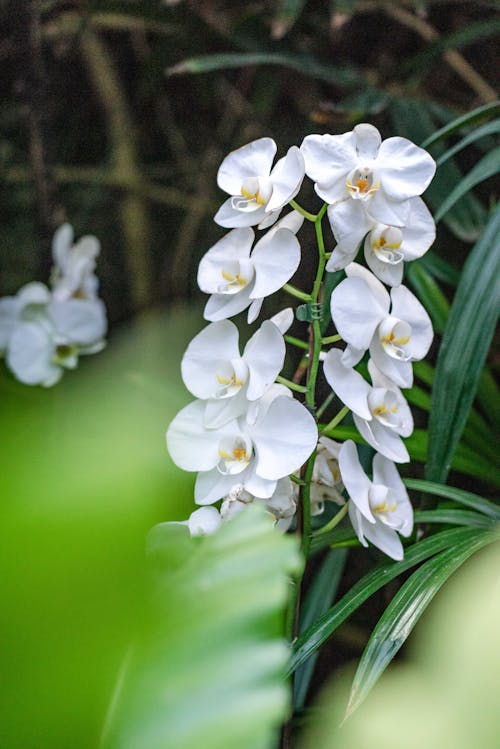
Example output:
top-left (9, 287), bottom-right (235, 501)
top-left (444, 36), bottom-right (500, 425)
top-left (204, 286), bottom-right (254, 322)
top-left (7, 321), bottom-right (61, 386)
top-left (353, 414), bottom-right (410, 463)
top-left (348, 502), bottom-right (368, 547)
top-left (250, 396), bottom-right (317, 480)
top-left (390, 285), bottom-right (433, 360)
top-left (341, 344), bottom-right (365, 367)
top-left (338, 440), bottom-right (374, 522)
top-left (376, 137), bottom-right (436, 200)
top-left (194, 468), bottom-right (237, 505)
top-left (198, 228), bottom-right (254, 293)
top-left (345, 262), bottom-right (390, 308)
top-left (247, 297), bottom-right (264, 324)
top-left (330, 275), bottom-right (388, 351)
top-left (243, 320), bottom-right (285, 400)
top-left (361, 519), bottom-right (404, 560)
top-left (372, 453), bottom-right (413, 537)
top-left (269, 210), bottom-right (304, 235)
top-left (323, 348), bottom-right (372, 419)
top-left (188, 506), bottom-right (222, 536)
top-left (217, 138), bottom-right (277, 195)
top-left (326, 244), bottom-right (358, 273)
top-left (203, 391), bottom-right (248, 429)
top-left (367, 191), bottom-right (410, 227)
top-left (269, 307), bottom-right (294, 334)
top-left (300, 132), bottom-right (356, 187)
top-left (214, 197), bottom-right (268, 228)
top-left (354, 123), bottom-right (381, 160)
top-left (267, 146), bottom-right (305, 212)
top-left (181, 320), bottom-right (240, 399)
top-left (327, 200), bottom-right (373, 254)
top-left (369, 334), bottom-right (413, 388)
top-left (166, 400), bottom-right (238, 472)
top-left (399, 197), bottom-right (436, 261)
top-left (18, 282), bottom-right (52, 306)
top-left (364, 239), bottom-right (404, 287)
top-left (49, 299), bottom-right (107, 345)
top-left (52, 223), bottom-right (74, 266)
top-left (250, 228), bottom-right (301, 300)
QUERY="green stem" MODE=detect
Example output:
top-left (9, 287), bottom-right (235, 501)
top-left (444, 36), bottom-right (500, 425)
top-left (283, 283), bottom-right (312, 302)
top-left (284, 335), bottom-right (309, 351)
top-left (313, 503), bottom-right (349, 536)
top-left (322, 333), bottom-right (342, 344)
top-left (289, 199), bottom-right (317, 222)
top-left (321, 405), bottom-right (349, 434)
top-left (316, 391), bottom-right (335, 420)
top-left (276, 375), bottom-right (309, 394)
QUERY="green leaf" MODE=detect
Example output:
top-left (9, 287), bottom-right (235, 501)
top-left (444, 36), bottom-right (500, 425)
top-left (414, 509), bottom-right (493, 528)
top-left (406, 262), bottom-right (449, 334)
top-left (436, 118), bottom-right (500, 167)
top-left (293, 549), bottom-right (348, 710)
top-left (427, 206), bottom-right (500, 484)
top-left (435, 147), bottom-right (500, 222)
top-left (103, 505), bottom-right (301, 749)
top-left (288, 526), bottom-right (480, 675)
top-left (405, 478), bottom-right (500, 520)
top-left (419, 250), bottom-right (460, 286)
top-left (167, 51), bottom-right (365, 87)
top-left (421, 101), bottom-right (500, 149)
top-left (271, 0), bottom-right (308, 39)
top-left (345, 528), bottom-right (499, 716)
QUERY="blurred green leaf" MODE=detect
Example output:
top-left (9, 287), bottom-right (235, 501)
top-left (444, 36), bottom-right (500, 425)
top-left (404, 479), bottom-right (500, 520)
top-left (168, 51), bottom-right (365, 87)
top-left (288, 526), bottom-right (480, 675)
top-left (272, 0), bottom-right (308, 39)
top-left (418, 251), bottom-right (460, 286)
top-left (102, 505), bottom-right (301, 749)
top-left (427, 206), bottom-right (500, 484)
top-left (406, 262), bottom-right (449, 333)
top-left (345, 527), bottom-right (499, 717)
top-left (434, 147), bottom-right (500, 222)
top-left (421, 101), bottom-right (500, 149)
top-left (414, 509), bottom-right (493, 528)
top-left (436, 118), bottom-right (500, 167)
top-left (294, 549), bottom-right (348, 710)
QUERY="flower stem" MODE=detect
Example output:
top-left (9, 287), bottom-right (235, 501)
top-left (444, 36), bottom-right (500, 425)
top-left (321, 405), bottom-right (349, 435)
top-left (289, 199), bottom-right (317, 222)
top-left (313, 503), bottom-right (349, 536)
top-left (316, 391), bottom-right (335, 420)
top-left (276, 375), bottom-right (309, 394)
top-left (284, 334), bottom-right (309, 351)
top-left (283, 283), bottom-right (312, 302)
top-left (322, 333), bottom-right (341, 345)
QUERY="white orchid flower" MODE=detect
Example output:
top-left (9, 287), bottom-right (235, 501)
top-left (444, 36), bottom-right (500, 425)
top-left (0, 282), bottom-right (51, 354)
top-left (187, 506), bottom-right (223, 537)
top-left (330, 263), bottom-right (433, 387)
top-left (198, 211), bottom-right (303, 324)
top-left (214, 138), bottom-right (305, 228)
top-left (338, 440), bottom-right (413, 560)
top-left (309, 436), bottom-right (345, 516)
top-left (301, 123), bottom-right (436, 227)
top-left (323, 350), bottom-right (413, 463)
top-left (220, 477), bottom-right (296, 532)
top-left (6, 297), bottom-right (107, 387)
top-left (51, 223), bottom-right (100, 301)
top-left (167, 385), bottom-right (318, 499)
top-left (326, 196), bottom-right (436, 286)
top-left (181, 318), bottom-right (286, 428)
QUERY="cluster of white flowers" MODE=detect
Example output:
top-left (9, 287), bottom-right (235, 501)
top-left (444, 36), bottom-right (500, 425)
top-left (0, 224), bottom-right (107, 387)
top-left (167, 124), bottom-right (436, 561)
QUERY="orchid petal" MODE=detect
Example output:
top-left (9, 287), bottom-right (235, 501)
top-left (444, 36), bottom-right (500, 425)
top-left (188, 506), bottom-right (222, 536)
top-left (48, 299), bottom-right (107, 345)
top-left (204, 286), bottom-right (254, 322)
top-left (300, 132), bottom-right (356, 187)
top-left (369, 334), bottom-right (413, 388)
top-left (181, 320), bottom-right (241, 399)
top-left (7, 322), bottom-right (61, 387)
top-left (399, 197), bottom-right (436, 261)
top-left (266, 146), bottom-right (305, 212)
top-left (327, 199), bottom-right (373, 255)
top-left (243, 320), bottom-right (285, 400)
top-left (330, 274), bottom-right (388, 351)
top-left (338, 440), bottom-right (374, 522)
top-left (354, 123), bottom-right (382, 160)
top-left (197, 228), bottom-right (254, 293)
top-left (376, 136), bottom-right (436, 200)
top-left (217, 137), bottom-right (277, 195)
top-left (353, 414), bottom-right (410, 463)
top-left (246, 297), bottom-right (264, 324)
top-left (390, 285), bottom-right (433, 360)
top-left (323, 348), bottom-right (372, 419)
top-left (360, 518), bottom-right (404, 560)
top-left (214, 197), bottom-right (267, 228)
top-left (250, 228), bottom-right (301, 300)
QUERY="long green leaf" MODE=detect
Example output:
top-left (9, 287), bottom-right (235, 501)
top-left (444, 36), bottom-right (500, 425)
top-left (293, 549), bottom-right (348, 710)
top-left (168, 51), bottom-right (365, 87)
top-left (414, 509), bottom-right (493, 528)
top-left (103, 506), bottom-right (301, 749)
top-left (345, 528), bottom-right (499, 716)
top-left (436, 118), bottom-right (500, 167)
top-left (406, 262), bottom-right (449, 333)
top-left (435, 147), bottom-right (500, 222)
top-left (421, 101), bottom-right (500, 149)
top-left (288, 526), bottom-right (480, 675)
top-left (405, 478), bottom-right (500, 519)
top-left (427, 206), bottom-right (500, 484)
top-left (419, 250), bottom-right (460, 286)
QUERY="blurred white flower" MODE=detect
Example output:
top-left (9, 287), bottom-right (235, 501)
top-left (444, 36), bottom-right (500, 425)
top-left (0, 282), bottom-right (51, 354)
top-left (330, 263), bottom-right (433, 387)
top-left (339, 440), bottom-right (413, 560)
top-left (215, 138), bottom-right (305, 228)
top-left (198, 211), bottom-right (303, 324)
top-left (51, 223), bottom-right (100, 301)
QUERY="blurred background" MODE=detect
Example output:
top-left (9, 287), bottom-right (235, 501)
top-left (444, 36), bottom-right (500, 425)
top-left (0, 2), bottom-right (498, 747)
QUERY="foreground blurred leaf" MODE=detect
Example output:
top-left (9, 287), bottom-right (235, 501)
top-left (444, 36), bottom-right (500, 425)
top-left (427, 206), bottom-right (500, 483)
top-left (345, 527), bottom-right (499, 717)
top-left (102, 505), bottom-right (301, 749)
top-left (288, 526), bottom-right (479, 674)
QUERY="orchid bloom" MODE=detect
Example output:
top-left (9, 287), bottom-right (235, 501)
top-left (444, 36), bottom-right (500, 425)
top-left (198, 211), bottom-right (303, 324)
top-left (326, 196), bottom-right (436, 286)
top-left (0, 282), bottom-right (51, 354)
top-left (167, 384), bottom-right (318, 502)
top-left (6, 297), bottom-right (107, 387)
top-left (323, 350), bottom-right (413, 463)
top-left (186, 506), bottom-right (223, 537)
top-left (338, 440), bottom-right (413, 560)
top-left (220, 477), bottom-right (296, 532)
top-left (301, 123), bottom-right (436, 227)
top-left (181, 318), bottom-right (286, 428)
top-left (310, 436), bottom-right (345, 516)
top-left (330, 263), bottom-right (433, 387)
top-left (214, 138), bottom-right (305, 228)
top-left (51, 223), bottom-right (100, 301)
